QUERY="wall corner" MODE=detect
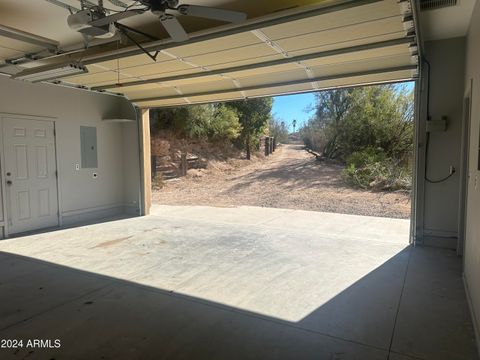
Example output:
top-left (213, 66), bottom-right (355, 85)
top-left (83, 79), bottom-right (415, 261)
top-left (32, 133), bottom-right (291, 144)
top-left (139, 108), bottom-right (152, 216)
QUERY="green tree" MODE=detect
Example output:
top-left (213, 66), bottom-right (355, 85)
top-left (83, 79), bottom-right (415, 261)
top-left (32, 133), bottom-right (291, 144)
top-left (209, 104), bottom-right (242, 141)
top-left (300, 85), bottom-right (413, 161)
top-left (309, 88), bottom-right (354, 158)
top-left (299, 84), bottom-right (414, 190)
top-left (173, 105), bottom-right (213, 139)
top-left (227, 98), bottom-right (273, 160)
top-left (150, 104), bottom-right (241, 142)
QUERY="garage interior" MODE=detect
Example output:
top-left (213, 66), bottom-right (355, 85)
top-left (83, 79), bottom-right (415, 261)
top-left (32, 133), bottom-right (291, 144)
top-left (0, 0), bottom-right (479, 359)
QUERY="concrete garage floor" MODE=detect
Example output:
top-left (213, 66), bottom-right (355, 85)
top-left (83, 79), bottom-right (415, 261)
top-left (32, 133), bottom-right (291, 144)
top-left (0, 205), bottom-right (477, 360)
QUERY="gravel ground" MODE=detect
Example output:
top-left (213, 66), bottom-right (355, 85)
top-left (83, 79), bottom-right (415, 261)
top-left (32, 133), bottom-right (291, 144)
top-left (153, 144), bottom-right (412, 219)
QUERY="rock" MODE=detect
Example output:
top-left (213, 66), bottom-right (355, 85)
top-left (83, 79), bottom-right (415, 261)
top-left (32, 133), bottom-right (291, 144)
top-left (187, 169), bottom-right (208, 178)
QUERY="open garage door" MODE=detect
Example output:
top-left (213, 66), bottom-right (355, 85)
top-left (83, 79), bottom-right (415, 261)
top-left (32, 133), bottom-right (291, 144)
top-left (0, 0), bottom-right (418, 107)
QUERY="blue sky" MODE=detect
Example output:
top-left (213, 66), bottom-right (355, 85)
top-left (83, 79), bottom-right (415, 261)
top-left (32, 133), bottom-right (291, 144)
top-left (272, 92), bottom-right (316, 131)
top-left (272, 82), bottom-right (415, 131)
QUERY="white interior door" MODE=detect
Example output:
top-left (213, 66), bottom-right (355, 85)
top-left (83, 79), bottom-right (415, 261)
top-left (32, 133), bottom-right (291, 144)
top-left (2, 117), bottom-right (59, 234)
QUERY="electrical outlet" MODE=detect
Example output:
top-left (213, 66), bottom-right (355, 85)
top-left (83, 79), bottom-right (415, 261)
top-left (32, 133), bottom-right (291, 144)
top-left (449, 166), bottom-right (456, 175)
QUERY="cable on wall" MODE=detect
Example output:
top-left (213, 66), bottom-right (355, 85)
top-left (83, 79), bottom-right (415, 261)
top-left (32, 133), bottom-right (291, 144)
top-left (423, 58), bottom-right (455, 184)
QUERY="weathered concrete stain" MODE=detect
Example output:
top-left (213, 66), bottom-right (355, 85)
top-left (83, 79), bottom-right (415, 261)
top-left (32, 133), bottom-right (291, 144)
top-left (90, 236), bottom-right (134, 249)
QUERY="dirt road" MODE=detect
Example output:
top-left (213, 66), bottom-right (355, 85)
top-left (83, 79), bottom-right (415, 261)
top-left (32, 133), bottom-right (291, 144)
top-left (153, 144), bottom-right (411, 219)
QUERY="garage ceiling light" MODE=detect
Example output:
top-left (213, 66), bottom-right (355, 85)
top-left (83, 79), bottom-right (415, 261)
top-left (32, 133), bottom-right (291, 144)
top-left (12, 63), bottom-right (88, 83)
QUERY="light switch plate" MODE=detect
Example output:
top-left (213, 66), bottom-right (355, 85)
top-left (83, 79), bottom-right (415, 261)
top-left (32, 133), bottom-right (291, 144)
top-left (75, 164), bottom-right (80, 171)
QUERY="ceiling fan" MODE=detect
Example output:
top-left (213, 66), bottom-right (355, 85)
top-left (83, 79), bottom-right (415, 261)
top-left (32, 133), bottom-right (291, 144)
top-left (54, 0), bottom-right (247, 43)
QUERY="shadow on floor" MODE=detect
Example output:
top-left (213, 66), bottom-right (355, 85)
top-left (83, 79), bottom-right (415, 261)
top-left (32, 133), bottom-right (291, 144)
top-left (0, 246), bottom-right (477, 360)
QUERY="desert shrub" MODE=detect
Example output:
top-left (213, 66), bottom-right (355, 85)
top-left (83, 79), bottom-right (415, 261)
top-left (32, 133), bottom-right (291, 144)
top-left (300, 122), bottom-right (327, 151)
top-left (344, 148), bottom-right (411, 191)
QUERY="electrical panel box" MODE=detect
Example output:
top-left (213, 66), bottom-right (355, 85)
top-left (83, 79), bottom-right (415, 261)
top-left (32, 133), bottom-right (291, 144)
top-left (426, 117), bottom-right (448, 133)
top-left (80, 126), bottom-right (98, 169)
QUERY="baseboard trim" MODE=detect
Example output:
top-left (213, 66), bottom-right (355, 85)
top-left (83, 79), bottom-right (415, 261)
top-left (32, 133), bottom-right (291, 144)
top-left (420, 235), bottom-right (458, 249)
top-left (62, 204), bottom-right (126, 217)
top-left (61, 205), bottom-right (125, 226)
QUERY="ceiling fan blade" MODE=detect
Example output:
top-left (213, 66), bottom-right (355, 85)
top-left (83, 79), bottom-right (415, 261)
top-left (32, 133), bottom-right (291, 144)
top-left (45, 0), bottom-right (80, 13)
top-left (177, 5), bottom-right (247, 24)
top-left (89, 9), bottom-right (143, 27)
top-left (107, 0), bottom-right (129, 7)
top-left (160, 15), bottom-right (189, 42)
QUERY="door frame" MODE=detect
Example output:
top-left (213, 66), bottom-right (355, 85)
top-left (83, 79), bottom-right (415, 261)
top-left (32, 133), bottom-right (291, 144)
top-left (458, 80), bottom-right (473, 256)
top-left (0, 112), bottom-right (60, 238)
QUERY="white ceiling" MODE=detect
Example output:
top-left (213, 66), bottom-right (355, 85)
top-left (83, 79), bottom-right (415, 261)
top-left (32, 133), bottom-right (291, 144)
top-left (419, 0), bottom-right (477, 41)
top-left (0, 0), bottom-right (326, 48)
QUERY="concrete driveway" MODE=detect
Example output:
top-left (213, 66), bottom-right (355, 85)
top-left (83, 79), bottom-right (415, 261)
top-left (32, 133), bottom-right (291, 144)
top-left (0, 206), bottom-right (477, 359)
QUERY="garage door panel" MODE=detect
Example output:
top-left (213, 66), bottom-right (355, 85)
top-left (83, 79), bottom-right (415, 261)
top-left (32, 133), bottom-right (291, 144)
top-left (260, 0), bottom-right (401, 39)
top-left (237, 69), bottom-right (310, 88)
top-left (137, 90), bottom-right (244, 108)
top-left (163, 32), bottom-right (262, 58)
top-left (285, 32), bottom-right (410, 58)
top-left (122, 85), bottom-right (181, 100)
top-left (226, 62), bottom-right (302, 79)
top-left (10, 0), bottom-right (416, 104)
top-left (297, 45), bottom-right (413, 68)
top-left (182, 43), bottom-right (278, 67)
top-left (164, 75), bottom-right (227, 87)
top-left (306, 55), bottom-right (415, 77)
top-left (205, 53), bottom-right (285, 71)
top-left (118, 60), bottom-right (197, 78)
top-left (245, 83), bottom-right (316, 98)
top-left (316, 69), bottom-right (417, 88)
top-left (187, 91), bottom-right (245, 104)
top-left (177, 79), bottom-right (240, 94)
top-left (275, 18), bottom-right (405, 53)
top-left (93, 53), bottom-right (174, 70)
top-left (135, 66), bottom-right (415, 109)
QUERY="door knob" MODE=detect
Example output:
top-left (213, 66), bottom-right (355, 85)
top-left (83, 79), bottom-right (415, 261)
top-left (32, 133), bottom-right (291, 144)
top-left (6, 180), bottom-right (12, 185)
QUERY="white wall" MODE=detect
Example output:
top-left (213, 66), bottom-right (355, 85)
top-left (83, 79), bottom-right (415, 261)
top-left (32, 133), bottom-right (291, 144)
top-left (464, 0), bottom-right (480, 346)
top-left (420, 38), bottom-right (466, 248)
top-left (0, 75), bottom-right (140, 235)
